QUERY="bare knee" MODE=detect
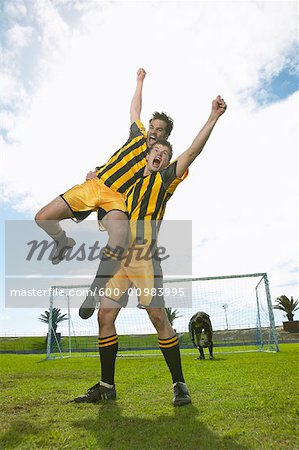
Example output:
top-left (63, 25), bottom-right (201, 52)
top-left (98, 307), bottom-right (118, 327)
top-left (35, 197), bottom-right (73, 223)
top-left (147, 308), bottom-right (172, 334)
top-left (35, 208), bottom-right (48, 224)
top-left (103, 211), bottom-right (128, 248)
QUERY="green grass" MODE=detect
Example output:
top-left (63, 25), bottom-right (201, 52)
top-left (0, 344), bottom-right (298, 449)
top-left (0, 336), bottom-right (47, 352)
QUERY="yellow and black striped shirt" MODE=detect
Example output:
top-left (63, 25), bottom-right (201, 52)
top-left (97, 120), bottom-right (147, 193)
top-left (126, 161), bottom-right (188, 244)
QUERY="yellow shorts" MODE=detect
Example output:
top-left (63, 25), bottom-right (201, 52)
top-left (61, 178), bottom-right (127, 221)
top-left (105, 246), bottom-right (164, 307)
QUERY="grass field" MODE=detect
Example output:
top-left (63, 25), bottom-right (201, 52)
top-left (0, 344), bottom-right (298, 450)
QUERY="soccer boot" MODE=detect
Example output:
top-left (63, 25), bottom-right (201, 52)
top-left (79, 292), bottom-right (97, 319)
top-left (73, 383), bottom-right (116, 403)
top-left (51, 231), bottom-right (76, 265)
top-left (172, 382), bottom-right (191, 407)
top-left (79, 273), bottom-right (105, 319)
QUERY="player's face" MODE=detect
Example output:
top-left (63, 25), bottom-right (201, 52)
top-left (147, 119), bottom-right (168, 148)
top-left (146, 144), bottom-right (171, 173)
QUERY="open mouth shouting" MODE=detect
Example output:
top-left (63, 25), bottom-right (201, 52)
top-left (145, 143), bottom-right (171, 175)
top-left (148, 134), bottom-right (157, 147)
top-left (152, 156), bottom-right (161, 168)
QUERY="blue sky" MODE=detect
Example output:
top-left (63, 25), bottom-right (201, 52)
top-left (0, 0), bottom-right (298, 336)
top-left (253, 57), bottom-right (298, 105)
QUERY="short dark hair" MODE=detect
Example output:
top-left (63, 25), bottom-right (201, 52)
top-left (150, 139), bottom-right (173, 161)
top-left (149, 112), bottom-right (174, 138)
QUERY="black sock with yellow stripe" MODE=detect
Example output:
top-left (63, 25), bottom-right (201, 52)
top-left (98, 334), bottom-right (118, 386)
top-left (91, 245), bottom-right (124, 293)
top-left (159, 335), bottom-right (185, 384)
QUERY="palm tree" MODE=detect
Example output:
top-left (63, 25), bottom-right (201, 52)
top-left (273, 295), bottom-right (299, 321)
top-left (39, 307), bottom-right (68, 336)
top-left (165, 307), bottom-right (182, 326)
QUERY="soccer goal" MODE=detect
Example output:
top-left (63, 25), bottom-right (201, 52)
top-left (45, 272), bottom-right (279, 359)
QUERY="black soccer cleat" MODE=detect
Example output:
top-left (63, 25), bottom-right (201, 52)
top-left (51, 232), bottom-right (76, 265)
top-left (73, 383), bottom-right (116, 403)
top-left (79, 292), bottom-right (97, 319)
top-left (172, 382), bottom-right (191, 407)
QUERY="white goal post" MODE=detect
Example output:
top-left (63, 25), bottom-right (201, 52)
top-left (46, 272), bottom-right (279, 359)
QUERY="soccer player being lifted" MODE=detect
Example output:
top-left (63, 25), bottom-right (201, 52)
top-left (73, 94), bottom-right (227, 406)
top-left (189, 311), bottom-right (214, 360)
top-left (35, 69), bottom-right (173, 307)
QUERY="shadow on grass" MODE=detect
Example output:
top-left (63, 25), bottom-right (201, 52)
top-left (0, 420), bottom-right (44, 448)
top-left (73, 402), bottom-right (249, 450)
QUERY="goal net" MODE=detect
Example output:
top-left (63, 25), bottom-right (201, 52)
top-left (46, 272), bottom-right (279, 359)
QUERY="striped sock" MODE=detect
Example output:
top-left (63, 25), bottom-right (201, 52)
top-left (159, 335), bottom-right (185, 384)
top-left (91, 245), bottom-right (124, 293)
top-left (98, 334), bottom-right (118, 386)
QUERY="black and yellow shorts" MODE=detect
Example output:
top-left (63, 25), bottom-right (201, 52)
top-left (61, 178), bottom-right (127, 222)
top-left (104, 246), bottom-right (165, 308)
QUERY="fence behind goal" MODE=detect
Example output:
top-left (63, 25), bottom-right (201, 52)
top-left (46, 273), bottom-right (279, 359)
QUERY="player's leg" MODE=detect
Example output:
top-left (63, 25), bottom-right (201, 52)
top-left (90, 209), bottom-right (128, 291)
top-left (73, 296), bottom-right (122, 403)
top-left (197, 345), bottom-right (205, 359)
top-left (129, 252), bottom-right (190, 405)
top-left (98, 297), bottom-right (122, 391)
top-left (146, 307), bottom-right (191, 406)
top-left (79, 209), bottom-right (128, 319)
top-left (146, 307), bottom-right (182, 371)
top-left (208, 340), bottom-right (215, 360)
top-left (35, 196), bottom-right (76, 264)
top-left (35, 179), bottom-right (102, 264)
top-left (195, 332), bottom-right (205, 359)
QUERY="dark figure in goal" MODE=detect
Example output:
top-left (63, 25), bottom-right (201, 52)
top-left (189, 311), bottom-right (214, 360)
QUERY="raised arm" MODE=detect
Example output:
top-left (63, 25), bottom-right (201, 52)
top-left (176, 96), bottom-right (227, 178)
top-left (130, 68), bottom-right (147, 124)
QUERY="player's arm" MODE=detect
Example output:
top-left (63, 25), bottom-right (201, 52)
top-left (130, 68), bottom-right (146, 124)
top-left (207, 316), bottom-right (213, 332)
top-left (175, 96), bottom-right (227, 178)
top-left (203, 323), bottom-right (213, 343)
top-left (205, 329), bottom-right (213, 343)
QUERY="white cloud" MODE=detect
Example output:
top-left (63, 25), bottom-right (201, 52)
top-left (0, 72), bottom-right (28, 108)
top-left (33, 0), bottom-right (71, 54)
top-left (6, 24), bottom-right (33, 48)
top-left (4, 0), bottom-right (28, 20)
top-left (166, 91), bottom-right (298, 299)
top-left (0, 110), bottom-right (15, 133)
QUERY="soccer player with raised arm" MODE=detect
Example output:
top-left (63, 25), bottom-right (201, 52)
top-left (35, 69), bottom-right (173, 304)
top-left (73, 95), bottom-right (227, 406)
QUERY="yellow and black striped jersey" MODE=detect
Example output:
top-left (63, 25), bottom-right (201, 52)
top-left (97, 120), bottom-right (148, 193)
top-left (126, 160), bottom-right (188, 244)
